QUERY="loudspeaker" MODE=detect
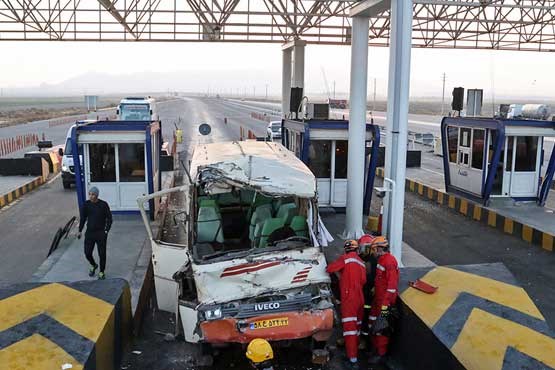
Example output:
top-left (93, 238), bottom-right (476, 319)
top-left (290, 87), bottom-right (304, 113)
top-left (452, 87), bottom-right (464, 111)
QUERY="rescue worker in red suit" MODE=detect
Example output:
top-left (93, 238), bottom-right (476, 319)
top-left (357, 234), bottom-right (377, 349)
top-left (367, 236), bottom-right (399, 365)
top-left (326, 240), bottom-right (366, 369)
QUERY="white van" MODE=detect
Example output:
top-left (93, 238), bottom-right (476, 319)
top-left (138, 141), bottom-right (335, 359)
top-left (60, 124), bottom-right (87, 189)
top-left (117, 97), bottom-right (158, 121)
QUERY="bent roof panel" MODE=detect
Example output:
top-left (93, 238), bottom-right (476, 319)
top-left (191, 141), bottom-right (316, 198)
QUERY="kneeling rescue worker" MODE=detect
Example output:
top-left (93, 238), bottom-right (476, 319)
top-left (326, 240), bottom-right (367, 368)
top-left (246, 338), bottom-right (275, 370)
top-left (367, 236), bottom-right (399, 364)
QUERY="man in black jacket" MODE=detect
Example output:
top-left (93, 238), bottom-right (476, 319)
top-left (78, 186), bottom-right (112, 280)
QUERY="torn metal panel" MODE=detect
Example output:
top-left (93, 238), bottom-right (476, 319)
top-left (191, 141), bottom-right (316, 198)
top-left (192, 247), bottom-right (330, 304)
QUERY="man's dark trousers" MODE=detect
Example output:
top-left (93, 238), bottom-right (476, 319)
top-left (84, 230), bottom-right (107, 272)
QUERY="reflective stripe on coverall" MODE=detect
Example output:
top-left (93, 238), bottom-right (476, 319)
top-left (369, 252), bottom-right (399, 356)
top-left (326, 251), bottom-right (367, 359)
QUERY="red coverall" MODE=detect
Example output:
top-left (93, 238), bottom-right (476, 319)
top-left (369, 252), bottom-right (399, 356)
top-left (326, 251), bottom-right (367, 359)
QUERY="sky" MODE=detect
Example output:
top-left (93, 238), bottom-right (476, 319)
top-left (1, 41), bottom-right (555, 99)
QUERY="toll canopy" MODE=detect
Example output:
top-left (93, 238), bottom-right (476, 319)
top-left (71, 120), bottom-right (162, 214)
top-left (441, 117), bottom-right (555, 205)
top-left (191, 141), bottom-right (316, 198)
top-left (282, 119), bottom-right (380, 212)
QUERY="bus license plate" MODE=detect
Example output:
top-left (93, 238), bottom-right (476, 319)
top-left (249, 318), bottom-right (289, 330)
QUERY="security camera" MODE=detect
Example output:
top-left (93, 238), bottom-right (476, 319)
top-left (374, 186), bottom-right (389, 199)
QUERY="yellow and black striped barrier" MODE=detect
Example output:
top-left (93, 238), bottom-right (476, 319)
top-left (0, 176), bottom-right (43, 210)
top-left (374, 168), bottom-right (555, 252)
top-left (394, 263), bottom-right (555, 370)
top-left (0, 279), bottom-right (132, 370)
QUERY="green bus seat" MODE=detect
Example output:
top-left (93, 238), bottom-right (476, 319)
top-left (290, 215), bottom-right (308, 237)
top-left (258, 218), bottom-right (286, 248)
top-left (197, 206), bottom-right (224, 243)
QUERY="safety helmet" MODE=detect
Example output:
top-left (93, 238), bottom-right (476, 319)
top-left (370, 236), bottom-right (389, 250)
top-left (344, 239), bottom-right (359, 252)
top-left (358, 234), bottom-right (375, 256)
top-left (246, 338), bottom-right (274, 364)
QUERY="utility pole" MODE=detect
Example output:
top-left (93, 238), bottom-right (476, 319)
top-left (253, 86), bottom-right (256, 97)
top-left (265, 84), bottom-right (268, 100)
top-left (441, 72), bottom-right (446, 115)
top-left (333, 81), bottom-right (336, 98)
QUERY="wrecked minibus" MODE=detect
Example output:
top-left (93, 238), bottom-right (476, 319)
top-left (138, 140), bottom-right (335, 355)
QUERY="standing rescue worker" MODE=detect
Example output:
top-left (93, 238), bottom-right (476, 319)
top-left (78, 186), bottom-right (112, 280)
top-left (326, 240), bottom-right (366, 368)
top-left (246, 338), bottom-right (275, 370)
top-left (357, 234), bottom-right (377, 348)
top-left (367, 236), bottom-right (399, 364)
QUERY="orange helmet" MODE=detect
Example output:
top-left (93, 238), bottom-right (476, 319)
top-left (343, 239), bottom-right (359, 252)
top-left (370, 236), bottom-right (389, 250)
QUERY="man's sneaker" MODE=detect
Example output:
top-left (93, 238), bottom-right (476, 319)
top-left (98, 272), bottom-right (106, 280)
top-left (88, 264), bottom-right (98, 277)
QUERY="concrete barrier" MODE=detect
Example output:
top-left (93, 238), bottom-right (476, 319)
top-left (0, 279), bottom-right (132, 370)
top-left (24, 151), bottom-right (59, 174)
top-left (0, 157), bottom-right (48, 179)
top-left (393, 263), bottom-right (555, 370)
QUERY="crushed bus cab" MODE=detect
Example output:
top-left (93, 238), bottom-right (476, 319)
top-left (138, 140), bottom-right (335, 353)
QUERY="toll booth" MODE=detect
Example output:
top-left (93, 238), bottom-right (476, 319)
top-left (441, 117), bottom-right (555, 205)
top-left (71, 120), bottom-right (162, 214)
top-left (282, 119), bottom-right (380, 212)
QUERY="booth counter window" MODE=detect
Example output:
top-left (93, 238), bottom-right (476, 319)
top-left (515, 136), bottom-right (538, 172)
top-left (119, 143), bottom-right (146, 182)
top-left (471, 129), bottom-right (485, 170)
top-left (334, 141), bottom-right (348, 179)
top-left (308, 141), bottom-right (331, 178)
top-left (90, 144), bottom-right (116, 182)
top-left (447, 126), bottom-right (458, 163)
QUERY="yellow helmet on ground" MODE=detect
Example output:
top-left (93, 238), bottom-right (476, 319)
top-left (246, 338), bottom-right (274, 364)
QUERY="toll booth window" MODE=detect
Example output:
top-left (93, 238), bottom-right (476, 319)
top-left (447, 126), bottom-right (458, 163)
top-left (118, 143), bottom-right (146, 182)
top-left (515, 136), bottom-right (538, 172)
top-left (335, 140), bottom-right (348, 179)
top-left (505, 137), bottom-right (514, 172)
top-left (89, 144), bottom-right (116, 182)
top-left (308, 141), bottom-right (331, 178)
top-left (471, 129), bottom-right (485, 170)
top-left (459, 128), bottom-right (471, 148)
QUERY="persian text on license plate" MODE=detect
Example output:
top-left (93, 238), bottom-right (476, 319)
top-left (249, 318), bottom-right (289, 330)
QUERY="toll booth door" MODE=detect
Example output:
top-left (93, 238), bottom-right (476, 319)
top-left (85, 143), bottom-right (118, 208)
top-left (504, 136), bottom-right (541, 198)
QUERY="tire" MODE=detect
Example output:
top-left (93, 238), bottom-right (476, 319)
top-left (63, 181), bottom-right (71, 189)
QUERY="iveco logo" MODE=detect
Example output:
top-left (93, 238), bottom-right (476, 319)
top-left (254, 302), bottom-right (281, 311)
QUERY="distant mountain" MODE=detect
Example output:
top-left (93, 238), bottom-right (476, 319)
top-left (3, 69), bottom-right (282, 97)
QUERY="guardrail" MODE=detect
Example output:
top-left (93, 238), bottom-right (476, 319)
top-left (0, 133), bottom-right (39, 157)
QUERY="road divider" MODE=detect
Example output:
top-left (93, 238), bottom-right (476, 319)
top-left (375, 167), bottom-right (555, 252)
top-left (0, 133), bottom-right (39, 157)
top-left (0, 176), bottom-right (43, 210)
top-left (251, 112), bottom-right (272, 122)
